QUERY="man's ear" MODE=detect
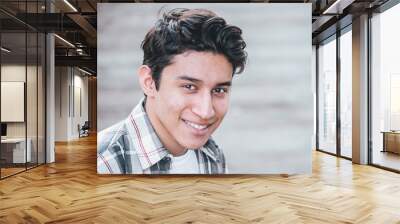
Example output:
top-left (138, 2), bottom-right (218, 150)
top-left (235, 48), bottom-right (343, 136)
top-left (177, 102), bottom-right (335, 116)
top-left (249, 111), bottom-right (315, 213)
top-left (137, 65), bottom-right (157, 97)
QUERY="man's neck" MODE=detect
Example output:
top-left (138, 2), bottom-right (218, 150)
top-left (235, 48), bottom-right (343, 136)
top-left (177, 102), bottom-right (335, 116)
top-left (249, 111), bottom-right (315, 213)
top-left (144, 99), bottom-right (187, 156)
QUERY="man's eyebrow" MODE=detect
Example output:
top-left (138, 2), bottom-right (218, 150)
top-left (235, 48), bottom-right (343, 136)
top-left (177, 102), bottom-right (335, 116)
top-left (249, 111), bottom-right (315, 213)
top-left (177, 75), bottom-right (202, 83)
top-left (216, 81), bottom-right (232, 87)
top-left (177, 75), bottom-right (232, 86)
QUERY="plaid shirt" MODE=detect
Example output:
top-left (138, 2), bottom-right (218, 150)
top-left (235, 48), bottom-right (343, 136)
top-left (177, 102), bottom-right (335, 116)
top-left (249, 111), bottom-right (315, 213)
top-left (97, 98), bottom-right (227, 174)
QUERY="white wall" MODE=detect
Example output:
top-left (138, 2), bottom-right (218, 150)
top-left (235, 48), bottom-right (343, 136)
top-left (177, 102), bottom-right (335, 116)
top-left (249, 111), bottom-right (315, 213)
top-left (55, 67), bottom-right (89, 141)
top-left (1, 65), bottom-right (26, 134)
top-left (55, 67), bottom-right (67, 141)
top-left (1, 65), bottom-right (40, 138)
top-left (72, 72), bottom-right (89, 138)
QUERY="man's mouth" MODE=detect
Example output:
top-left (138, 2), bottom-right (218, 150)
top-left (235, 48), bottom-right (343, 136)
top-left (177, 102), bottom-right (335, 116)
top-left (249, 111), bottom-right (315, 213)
top-left (182, 119), bottom-right (211, 131)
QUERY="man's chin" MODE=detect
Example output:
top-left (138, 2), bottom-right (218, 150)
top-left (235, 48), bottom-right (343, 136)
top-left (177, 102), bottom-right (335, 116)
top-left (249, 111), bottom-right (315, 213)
top-left (182, 139), bottom-right (209, 149)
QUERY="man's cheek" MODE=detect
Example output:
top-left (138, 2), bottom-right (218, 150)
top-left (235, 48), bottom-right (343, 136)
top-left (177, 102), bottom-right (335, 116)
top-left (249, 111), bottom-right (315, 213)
top-left (165, 95), bottom-right (186, 113)
top-left (216, 99), bottom-right (229, 116)
top-left (173, 93), bottom-right (193, 108)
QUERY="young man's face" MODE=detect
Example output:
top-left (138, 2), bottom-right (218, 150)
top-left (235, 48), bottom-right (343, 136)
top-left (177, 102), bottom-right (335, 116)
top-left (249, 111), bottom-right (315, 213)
top-left (149, 51), bottom-right (233, 153)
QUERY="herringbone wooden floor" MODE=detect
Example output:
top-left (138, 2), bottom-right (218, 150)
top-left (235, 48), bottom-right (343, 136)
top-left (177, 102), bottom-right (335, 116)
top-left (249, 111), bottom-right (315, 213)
top-left (1, 135), bottom-right (400, 223)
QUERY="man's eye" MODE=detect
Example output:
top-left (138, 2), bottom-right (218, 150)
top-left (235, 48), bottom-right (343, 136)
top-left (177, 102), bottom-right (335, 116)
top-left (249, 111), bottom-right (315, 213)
top-left (183, 84), bottom-right (196, 91)
top-left (212, 87), bottom-right (228, 94)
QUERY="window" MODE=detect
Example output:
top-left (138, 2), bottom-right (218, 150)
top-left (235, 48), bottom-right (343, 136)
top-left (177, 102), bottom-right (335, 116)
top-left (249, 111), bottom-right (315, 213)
top-left (339, 28), bottom-right (352, 158)
top-left (318, 36), bottom-right (337, 154)
top-left (0, 1), bottom-right (46, 179)
top-left (371, 2), bottom-right (400, 171)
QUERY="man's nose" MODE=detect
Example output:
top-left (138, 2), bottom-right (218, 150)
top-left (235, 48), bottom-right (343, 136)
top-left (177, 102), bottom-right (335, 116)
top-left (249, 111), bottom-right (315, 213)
top-left (192, 92), bottom-right (216, 120)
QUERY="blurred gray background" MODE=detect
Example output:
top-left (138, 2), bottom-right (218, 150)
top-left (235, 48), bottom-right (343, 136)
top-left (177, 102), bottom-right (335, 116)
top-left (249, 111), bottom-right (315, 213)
top-left (98, 3), bottom-right (313, 174)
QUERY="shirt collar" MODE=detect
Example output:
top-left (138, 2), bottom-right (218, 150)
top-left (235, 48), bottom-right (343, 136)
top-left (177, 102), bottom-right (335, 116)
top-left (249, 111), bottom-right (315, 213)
top-left (125, 98), bottom-right (217, 170)
top-left (200, 141), bottom-right (218, 161)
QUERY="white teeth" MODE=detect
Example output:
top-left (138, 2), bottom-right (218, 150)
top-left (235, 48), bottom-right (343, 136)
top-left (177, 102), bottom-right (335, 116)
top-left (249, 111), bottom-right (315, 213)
top-left (184, 120), bottom-right (207, 130)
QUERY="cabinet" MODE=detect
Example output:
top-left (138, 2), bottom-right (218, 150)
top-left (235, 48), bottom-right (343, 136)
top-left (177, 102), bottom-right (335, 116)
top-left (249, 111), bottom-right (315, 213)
top-left (382, 132), bottom-right (400, 154)
top-left (0, 138), bottom-right (32, 165)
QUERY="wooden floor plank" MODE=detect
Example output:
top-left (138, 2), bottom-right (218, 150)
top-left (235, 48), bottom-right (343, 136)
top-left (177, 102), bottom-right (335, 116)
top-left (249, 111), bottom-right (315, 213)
top-left (0, 135), bottom-right (399, 223)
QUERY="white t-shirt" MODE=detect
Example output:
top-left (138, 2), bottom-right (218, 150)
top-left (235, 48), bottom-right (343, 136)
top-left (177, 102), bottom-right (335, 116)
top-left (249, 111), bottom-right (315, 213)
top-left (168, 149), bottom-right (199, 174)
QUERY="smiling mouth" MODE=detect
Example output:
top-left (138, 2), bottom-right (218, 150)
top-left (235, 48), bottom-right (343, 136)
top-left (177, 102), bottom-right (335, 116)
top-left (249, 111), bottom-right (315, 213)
top-left (182, 119), bottom-right (211, 131)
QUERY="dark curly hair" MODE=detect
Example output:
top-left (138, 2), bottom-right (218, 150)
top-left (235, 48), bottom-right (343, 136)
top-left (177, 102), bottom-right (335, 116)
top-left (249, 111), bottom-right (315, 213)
top-left (141, 8), bottom-right (247, 89)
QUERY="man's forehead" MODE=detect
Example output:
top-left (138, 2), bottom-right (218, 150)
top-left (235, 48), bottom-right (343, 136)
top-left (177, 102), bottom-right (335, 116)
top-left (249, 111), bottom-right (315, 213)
top-left (161, 51), bottom-right (234, 84)
top-left (169, 51), bottom-right (233, 72)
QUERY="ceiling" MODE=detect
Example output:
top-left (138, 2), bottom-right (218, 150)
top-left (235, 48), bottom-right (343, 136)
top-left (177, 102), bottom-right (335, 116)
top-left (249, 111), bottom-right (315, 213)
top-left (0, 0), bottom-right (392, 75)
